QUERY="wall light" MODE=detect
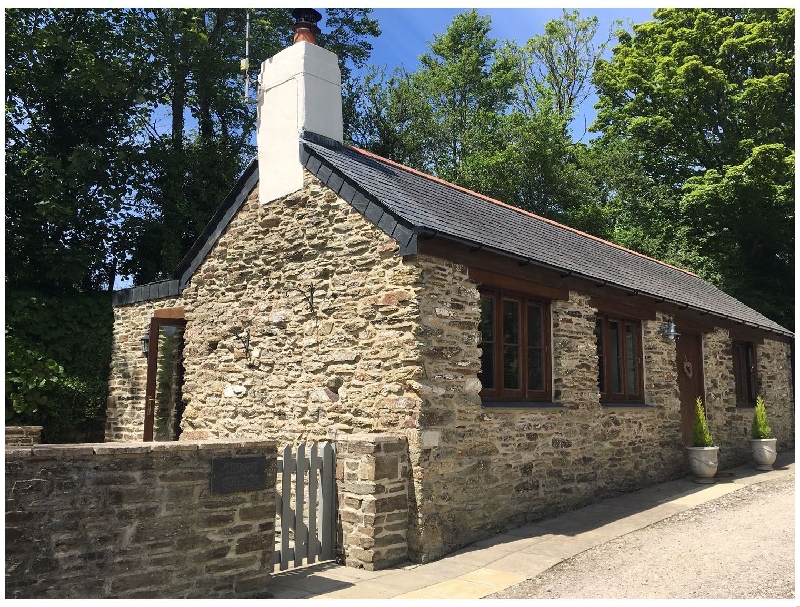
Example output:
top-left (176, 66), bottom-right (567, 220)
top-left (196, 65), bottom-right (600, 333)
top-left (659, 317), bottom-right (681, 341)
top-left (140, 333), bottom-right (150, 357)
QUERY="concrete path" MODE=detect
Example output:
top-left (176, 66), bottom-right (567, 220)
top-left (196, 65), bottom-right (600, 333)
top-left (268, 452), bottom-right (794, 599)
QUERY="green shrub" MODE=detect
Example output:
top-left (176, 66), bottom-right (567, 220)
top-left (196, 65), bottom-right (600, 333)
top-left (691, 397), bottom-right (714, 447)
top-left (750, 396), bottom-right (773, 439)
top-left (5, 290), bottom-right (111, 442)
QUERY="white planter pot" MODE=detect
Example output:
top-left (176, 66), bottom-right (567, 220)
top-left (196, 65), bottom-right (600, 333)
top-left (750, 438), bottom-right (778, 471)
top-left (686, 446), bottom-right (719, 484)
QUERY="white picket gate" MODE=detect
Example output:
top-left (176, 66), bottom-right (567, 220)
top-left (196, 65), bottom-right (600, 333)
top-left (271, 441), bottom-right (336, 570)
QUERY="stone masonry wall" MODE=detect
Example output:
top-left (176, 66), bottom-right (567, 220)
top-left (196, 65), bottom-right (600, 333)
top-left (335, 434), bottom-right (410, 570)
top-left (107, 172), bottom-right (424, 446)
top-left (5, 426), bottom-right (43, 446)
top-left (594, 317), bottom-right (683, 494)
top-left (756, 339), bottom-right (794, 451)
top-left (408, 269), bottom-right (607, 562)
top-left (702, 328), bottom-right (739, 467)
top-left (107, 296), bottom-right (181, 442)
top-left (704, 331), bottom-right (795, 468)
top-left (5, 440), bottom-right (277, 599)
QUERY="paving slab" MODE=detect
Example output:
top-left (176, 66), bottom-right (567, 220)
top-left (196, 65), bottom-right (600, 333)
top-left (458, 567), bottom-right (527, 588)
top-left (671, 482), bottom-right (740, 506)
top-left (367, 570), bottom-right (444, 593)
top-left (310, 579), bottom-right (401, 599)
top-left (489, 551), bottom-right (562, 576)
top-left (394, 578), bottom-right (497, 600)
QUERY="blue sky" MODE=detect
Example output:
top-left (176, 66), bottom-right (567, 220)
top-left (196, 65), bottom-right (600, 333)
top-left (344, 7), bottom-right (657, 140)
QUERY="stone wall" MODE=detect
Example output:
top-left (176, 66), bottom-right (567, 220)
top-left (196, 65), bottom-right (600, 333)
top-left (5, 426), bottom-right (43, 446)
top-left (107, 172), bottom-right (424, 446)
top-left (5, 440), bottom-right (277, 599)
top-left (756, 338), bottom-right (794, 451)
top-left (703, 331), bottom-right (795, 468)
top-left (408, 279), bottom-right (691, 562)
top-left (594, 317), bottom-right (683, 494)
top-left (335, 434), bottom-right (410, 570)
top-left (107, 296), bottom-right (181, 442)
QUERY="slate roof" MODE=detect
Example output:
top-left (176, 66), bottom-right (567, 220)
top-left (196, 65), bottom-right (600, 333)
top-left (299, 131), bottom-right (792, 338)
top-left (113, 130), bottom-right (791, 339)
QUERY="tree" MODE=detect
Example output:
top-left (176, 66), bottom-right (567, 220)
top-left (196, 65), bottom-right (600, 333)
top-left (125, 9), bottom-right (380, 284)
top-left (5, 8), bottom-right (153, 294)
top-left (349, 11), bottom-right (518, 188)
top-left (592, 8), bottom-right (794, 328)
top-left (4, 9), bottom-right (380, 440)
top-left (515, 10), bottom-right (619, 126)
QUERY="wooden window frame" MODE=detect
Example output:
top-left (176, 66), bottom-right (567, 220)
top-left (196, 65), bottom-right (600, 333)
top-left (479, 289), bottom-right (551, 403)
top-left (732, 340), bottom-right (758, 406)
top-left (596, 313), bottom-right (644, 404)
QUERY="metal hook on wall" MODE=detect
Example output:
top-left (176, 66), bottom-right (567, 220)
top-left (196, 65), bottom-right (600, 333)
top-left (303, 284), bottom-right (316, 314)
top-left (233, 327), bottom-right (250, 357)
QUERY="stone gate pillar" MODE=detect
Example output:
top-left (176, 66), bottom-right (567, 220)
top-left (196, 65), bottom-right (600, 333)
top-left (335, 434), bottom-right (409, 570)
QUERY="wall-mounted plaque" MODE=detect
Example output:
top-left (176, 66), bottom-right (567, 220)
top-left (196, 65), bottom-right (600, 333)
top-left (211, 456), bottom-right (268, 494)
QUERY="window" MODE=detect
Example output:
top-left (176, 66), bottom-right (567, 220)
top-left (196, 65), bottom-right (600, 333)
top-left (733, 341), bottom-right (757, 405)
top-left (478, 291), bottom-right (550, 402)
top-left (595, 314), bottom-right (643, 402)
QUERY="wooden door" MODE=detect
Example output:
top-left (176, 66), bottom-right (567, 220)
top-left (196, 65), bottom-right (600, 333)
top-left (676, 332), bottom-right (704, 447)
top-left (144, 317), bottom-right (187, 441)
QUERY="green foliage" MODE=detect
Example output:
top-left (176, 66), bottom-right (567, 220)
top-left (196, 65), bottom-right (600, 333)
top-left (5, 332), bottom-right (64, 420)
top-left (691, 397), bottom-right (715, 447)
top-left (5, 290), bottom-right (113, 442)
top-left (5, 8), bottom-right (153, 294)
top-left (750, 396), bottom-right (773, 439)
top-left (592, 8), bottom-right (795, 329)
top-left (349, 9), bottom-right (604, 232)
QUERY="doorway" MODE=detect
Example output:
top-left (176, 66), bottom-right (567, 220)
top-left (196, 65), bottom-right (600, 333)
top-left (676, 331), bottom-right (705, 447)
top-left (144, 315), bottom-right (187, 441)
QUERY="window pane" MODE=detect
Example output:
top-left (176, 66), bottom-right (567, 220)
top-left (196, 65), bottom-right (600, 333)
top-left (595, 319), bottom-right (605, 393)
top-left (528, 348), bottom-right (543, 391)
top-left (503, 300), bottom-right (519, 344)
top-left (503, 346), bottom-right (520, 389)
top-left (479, 345), bottom-right (494, 390)
top-left (745, 344), bottom-right (756, 402)
top-left (608, 321), bottom-right (622, 393)
top-left (625, 323), bottom-right (638, 395)
top-left (527, 304), bottom-right (542, 347)
top-left (479, 295), bottom-right (494, 343)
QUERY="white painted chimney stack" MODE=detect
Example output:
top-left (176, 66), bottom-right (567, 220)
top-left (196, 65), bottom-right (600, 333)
top-left (256, 9), bottom-right (343, 204)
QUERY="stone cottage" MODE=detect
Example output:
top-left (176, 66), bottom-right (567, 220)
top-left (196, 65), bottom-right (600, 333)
top-left (107, 12), bottom-right (795, 563)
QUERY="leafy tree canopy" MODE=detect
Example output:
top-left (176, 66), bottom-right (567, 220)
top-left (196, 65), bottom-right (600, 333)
top-left (592, 8), bottom-right (794, 328)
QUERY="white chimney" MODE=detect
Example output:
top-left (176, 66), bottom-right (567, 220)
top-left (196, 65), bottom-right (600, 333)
top-left (256, 9), bottom-right (343, 204)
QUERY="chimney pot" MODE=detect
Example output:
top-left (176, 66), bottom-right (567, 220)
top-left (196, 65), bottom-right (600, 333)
top-left (291, 8), bottom-right (322, 45)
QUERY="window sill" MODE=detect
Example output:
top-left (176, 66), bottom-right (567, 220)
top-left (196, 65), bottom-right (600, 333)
top-left (736, 403), bottom-right (757, 409)
top-left (481, 401), bottom-right (565, 410)
top-left (601, 402), bottom-right (654, 409)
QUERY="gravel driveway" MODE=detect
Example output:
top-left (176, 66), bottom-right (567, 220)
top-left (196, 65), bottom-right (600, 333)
top-left (488, 474), bottom-right (794, 600)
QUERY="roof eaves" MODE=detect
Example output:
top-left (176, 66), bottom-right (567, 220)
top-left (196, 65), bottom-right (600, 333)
top-left (422, 229), bottom-right (793, 338)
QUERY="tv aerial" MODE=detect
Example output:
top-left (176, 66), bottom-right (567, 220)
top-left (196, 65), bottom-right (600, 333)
top-left (240, 9), bottom-right (258, 104)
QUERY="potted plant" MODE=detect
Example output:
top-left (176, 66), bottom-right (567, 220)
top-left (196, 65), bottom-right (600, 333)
top-left (687, 397), bottom-right (718, 483)
top-left (750, 396), bottom-right (777, 470)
